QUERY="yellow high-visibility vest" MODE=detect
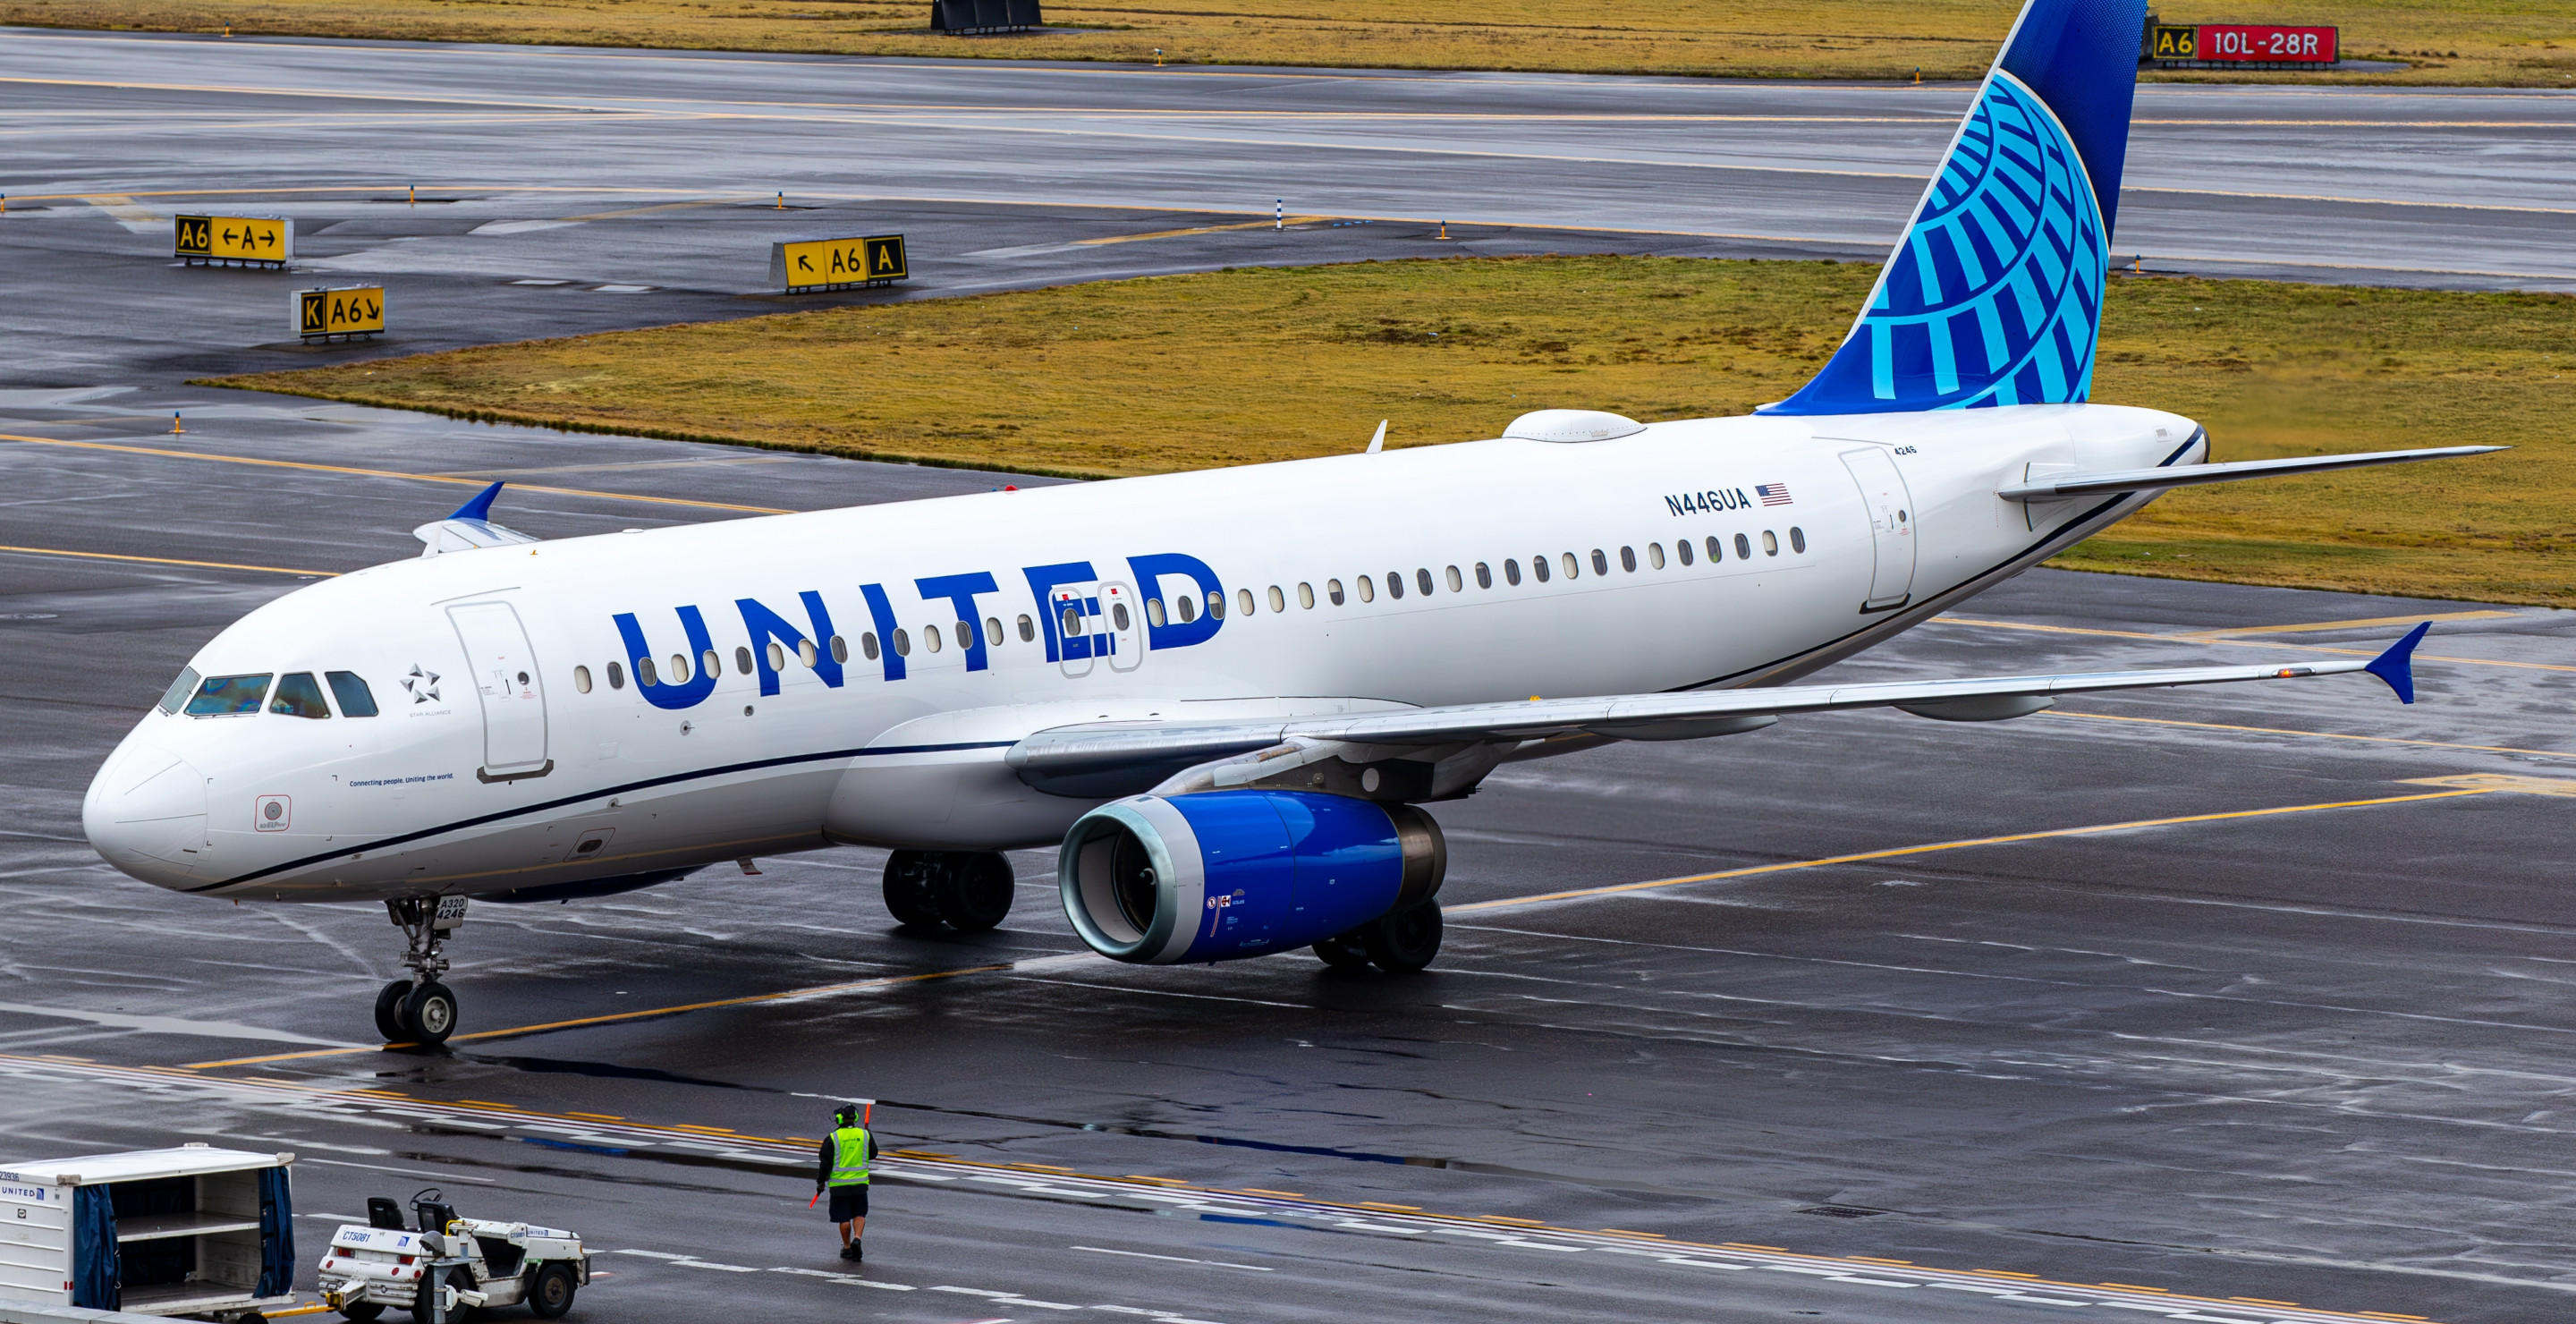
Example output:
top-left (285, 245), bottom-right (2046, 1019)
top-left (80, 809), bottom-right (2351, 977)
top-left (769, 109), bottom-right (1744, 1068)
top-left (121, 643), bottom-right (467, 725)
top-left (828, 1125), bottom-right (871, 1186)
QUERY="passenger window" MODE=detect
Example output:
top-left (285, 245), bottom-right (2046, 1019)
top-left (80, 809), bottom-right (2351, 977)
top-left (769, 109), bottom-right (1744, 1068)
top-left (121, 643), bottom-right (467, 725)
top-left (1474, 563), bottom-right (1491, 589)
top-left (1444, 566), bottom-right (1462, 592)
top-left (185, 673), bottom-right (272, 716)
top-left (926, 624), bottom-right (944, 652)
top-left (831, 634), bottom-right (850, 664)
top-left (893, 629), bottom-right (911, 657)
top-left (1327, 578), bottom-right (1345, 606)
top-left (862, 632), bottom-right (881, 661)
top-left (1017, 615), bottom-right (1036, 641)
top-left (1237, 589), bottom-right (1254, 617)
top-left (1148, 598), bottom-right (1166, 628)
top-left (1707, 535), bottom-right (1724, 563)
top-left (1563, 552), bottom-right (1580, 580)
top-left (329, 670), bottom-right (380, 715)
top-left (1206, 590), bottom-right (1225, 620)
top-left (1531, 555), bottom-right (1549, 583)
top-left (639, 657), bottom-right (659, 686)
top-left (702, 649), bottom-right (720, 680)
top-left (986, 616), bottom-right (1003, 647)
top-left (1415, 568), bottom-right (1434, 596)
top-left (157, 666), bottom-right (201, 715)
top-left (606, 660), bottom-right (626, 690)
top-left (1177, 595), bottom-right (1196, 624)
top-left (1298, 582), bottom-right (1315, 609)
top-left (1592, 548), bottom-right (1610, 575)
top-left (1267, 585), bottom-right (1284, 613)
top-left (1062, 606), bottom-right (1083, 637)
top-left (735, 646), bottom-right (754, 675)
top-left (1790, 526), bottom-right (1807, 553)
top-left (572, 666), bottom-right (593, 695)
top-left (1356, 575), bottom-right (1374, 603)
top-left (1648, 543), bottom-right (1665, 570)
top-left (1677, 539), bottom-right (1693, 566)
top-left (1110, 603), bottom-right (1130, 632)
top-left (1504, 558), bottom-right (1521, 586)
top-left (800, 638), bottom-right (820, 667)
top-left (1618, 547), bottom-right (1636, 573)
top-left (270, 672), bottom-right (331, 719)
top-left (1763, 530), bottom-right (1779, 556)
top-left (1385, 572), bottom-right (1404, 600)
top-left (1734, 532), bottom-right (1752, 559)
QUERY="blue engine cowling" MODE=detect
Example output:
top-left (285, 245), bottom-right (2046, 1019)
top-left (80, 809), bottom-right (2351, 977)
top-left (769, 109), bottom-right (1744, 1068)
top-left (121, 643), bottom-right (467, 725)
top-left (1057, 791), bottom-right (1445, 964)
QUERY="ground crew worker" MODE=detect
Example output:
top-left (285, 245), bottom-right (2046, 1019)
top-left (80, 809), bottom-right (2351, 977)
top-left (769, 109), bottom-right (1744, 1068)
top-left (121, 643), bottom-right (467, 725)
top-left (817, 1103), bottom-right (879, 1260)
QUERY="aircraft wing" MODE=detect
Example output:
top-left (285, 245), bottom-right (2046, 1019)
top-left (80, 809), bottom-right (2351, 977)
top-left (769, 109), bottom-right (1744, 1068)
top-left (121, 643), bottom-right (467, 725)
top-left (1005, 624), bottom-right (2429, 796)
top-left (412, 480), bottom-right (539, 556)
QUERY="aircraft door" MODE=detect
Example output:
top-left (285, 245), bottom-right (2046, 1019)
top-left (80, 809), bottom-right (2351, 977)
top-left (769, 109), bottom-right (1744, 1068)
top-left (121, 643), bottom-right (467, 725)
top-left (1840, 447), bottom-right (1916, 610)
top-left (1053, 583), bottom-right (1097, 679)
top-left (447, 600), bottom-right (552, 780)
top-left (1099, 581), bottom-right (1142, 673)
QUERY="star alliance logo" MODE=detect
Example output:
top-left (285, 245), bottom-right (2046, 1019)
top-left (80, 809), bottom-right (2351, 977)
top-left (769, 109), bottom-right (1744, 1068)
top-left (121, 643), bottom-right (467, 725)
top-left (402, 665), bottom-right (442, 705)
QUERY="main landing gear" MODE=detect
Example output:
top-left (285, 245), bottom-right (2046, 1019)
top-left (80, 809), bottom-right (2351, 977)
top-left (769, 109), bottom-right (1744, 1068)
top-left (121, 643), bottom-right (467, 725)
top-left (375, 896), bottom-right (468, 1045)
top-left (881, 850), bottom-right (1015, 931)
top-left (1313, 898), bottom-right (1444, 974)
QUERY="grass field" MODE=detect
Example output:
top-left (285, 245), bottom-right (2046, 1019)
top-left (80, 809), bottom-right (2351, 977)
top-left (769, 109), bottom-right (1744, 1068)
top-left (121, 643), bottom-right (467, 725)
top-left (209, 255), bottom-right (2576, 605)
top-left (13, 0), bottom-right (2573, 86)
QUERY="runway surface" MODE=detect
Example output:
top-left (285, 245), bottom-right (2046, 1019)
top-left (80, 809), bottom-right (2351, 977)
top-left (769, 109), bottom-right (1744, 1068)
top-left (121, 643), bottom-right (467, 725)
top-left (2, 30), bottom-right (2572, 381)
top-left (3, 393), bottom-right (2574, 1324)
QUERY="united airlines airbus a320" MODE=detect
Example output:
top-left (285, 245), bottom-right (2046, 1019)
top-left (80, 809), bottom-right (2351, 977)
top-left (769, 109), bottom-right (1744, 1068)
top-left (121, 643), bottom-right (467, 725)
top-left (85, 0), bottom-right (2498, 1044)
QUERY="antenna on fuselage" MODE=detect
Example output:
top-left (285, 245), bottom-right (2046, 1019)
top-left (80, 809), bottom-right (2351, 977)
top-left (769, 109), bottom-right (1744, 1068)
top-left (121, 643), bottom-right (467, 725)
top-left (1366, 420), bottom-right (1387, 454)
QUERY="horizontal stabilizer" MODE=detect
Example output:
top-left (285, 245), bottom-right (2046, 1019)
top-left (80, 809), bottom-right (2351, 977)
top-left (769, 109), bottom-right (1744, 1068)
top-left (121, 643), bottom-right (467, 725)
top-left (413, 480), bottom-right (539, 556)
top-left (1996, 446), bottom-right (2505, 502)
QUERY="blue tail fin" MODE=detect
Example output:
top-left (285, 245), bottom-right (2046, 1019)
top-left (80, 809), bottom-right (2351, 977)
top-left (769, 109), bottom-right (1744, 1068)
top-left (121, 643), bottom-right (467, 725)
top-left (1761, 0), bottom-right (2148, 417)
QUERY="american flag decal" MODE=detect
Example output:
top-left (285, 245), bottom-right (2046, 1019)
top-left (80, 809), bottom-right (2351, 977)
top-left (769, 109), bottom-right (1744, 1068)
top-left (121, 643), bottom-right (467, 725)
top-left (1755, 483), bottom-right (1793, 506)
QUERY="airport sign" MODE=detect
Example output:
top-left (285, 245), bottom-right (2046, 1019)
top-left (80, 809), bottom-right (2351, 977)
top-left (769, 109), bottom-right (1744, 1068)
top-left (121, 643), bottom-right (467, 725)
top-left (770, 233), bottom-right (908, 293)
top-left (297, 285), bottom-right (386, 341)
top-left (176, 213), bottom-right (294, 266)
top-left (2196, 23), bottom-right (2336, 62)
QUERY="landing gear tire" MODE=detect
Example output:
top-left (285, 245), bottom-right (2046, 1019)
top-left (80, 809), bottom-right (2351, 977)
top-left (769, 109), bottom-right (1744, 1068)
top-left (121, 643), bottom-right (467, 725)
top-left (338, 1304), bottom-right (384, 1323)
top-left (937, 852), bottom-right (1015, 931)
top-left (1312, 932), bottom-right (1373, 970)
top-left (1361, 900), bottom-right (1443, 973)
top-left (400, 980), bottom-right (459, 1045)
top-left (373, 980), bottom-right (411, 1041)
top-left (527, 1262), bottom-right (578, 1320)
top-left (882, 851), bottom-right (945, 927)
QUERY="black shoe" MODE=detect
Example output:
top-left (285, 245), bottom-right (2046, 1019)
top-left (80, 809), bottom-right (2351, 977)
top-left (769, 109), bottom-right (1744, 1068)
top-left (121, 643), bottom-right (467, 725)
top-left (838, 1243), bottom-right (859, 1261)
top-left (852, 1242), bottom-right (864, 1261)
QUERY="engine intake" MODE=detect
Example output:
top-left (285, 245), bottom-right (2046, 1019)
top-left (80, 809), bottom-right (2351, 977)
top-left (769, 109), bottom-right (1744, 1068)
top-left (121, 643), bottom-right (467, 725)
top-left (1058, 791), bottom-right (1444, 964)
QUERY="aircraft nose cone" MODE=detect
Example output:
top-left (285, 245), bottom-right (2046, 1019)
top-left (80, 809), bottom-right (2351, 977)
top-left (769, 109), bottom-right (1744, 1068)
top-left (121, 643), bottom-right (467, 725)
top-left (83, 739), bottom-right (210, 888)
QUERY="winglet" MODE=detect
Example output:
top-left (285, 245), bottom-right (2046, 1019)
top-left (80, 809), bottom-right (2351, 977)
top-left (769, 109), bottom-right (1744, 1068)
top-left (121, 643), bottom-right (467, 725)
top-left (2364, 622), bottom-right (2431, 704)
top-left (448, 480), bottom-right (504, 522)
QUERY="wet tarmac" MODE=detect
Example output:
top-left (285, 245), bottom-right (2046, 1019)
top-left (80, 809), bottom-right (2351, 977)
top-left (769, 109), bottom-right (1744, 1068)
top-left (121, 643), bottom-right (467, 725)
top-left (3, 395), bottom-right (2574, 1324)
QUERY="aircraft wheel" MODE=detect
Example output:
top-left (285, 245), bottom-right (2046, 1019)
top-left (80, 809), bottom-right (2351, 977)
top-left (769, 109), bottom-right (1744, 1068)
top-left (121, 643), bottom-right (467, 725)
top-left (1312, 932), bottom-right (1372, 970)
top-left (373, 980), bottom-right (411, 1041)
top-left (338, 1303), bottom-right (384, 1322)
top-left (881, 850), bottom-right (946, 928)
top-left (400, 980), bottom-right (459, 1045)
top-left (527, 1262), bottom-right (578, 1320)
top-left (938, 852), bottom-right (1015, 931)
top-left (1362, 900), bottom-right (1443, 973)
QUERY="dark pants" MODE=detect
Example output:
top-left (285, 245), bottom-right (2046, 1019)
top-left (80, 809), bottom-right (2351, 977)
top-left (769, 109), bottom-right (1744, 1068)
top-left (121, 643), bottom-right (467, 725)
top-left (827, 1184), bottom-right (869, 1223)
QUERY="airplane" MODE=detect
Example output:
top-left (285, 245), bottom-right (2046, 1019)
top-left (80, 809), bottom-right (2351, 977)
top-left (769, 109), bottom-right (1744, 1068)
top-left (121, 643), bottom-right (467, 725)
top-left (84, 0), bottom-right (2499, 1046)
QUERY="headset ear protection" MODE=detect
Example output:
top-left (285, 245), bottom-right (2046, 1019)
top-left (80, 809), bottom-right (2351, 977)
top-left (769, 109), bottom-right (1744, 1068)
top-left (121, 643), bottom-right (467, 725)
top-left (835, 1105), bottom-right (859, 1126)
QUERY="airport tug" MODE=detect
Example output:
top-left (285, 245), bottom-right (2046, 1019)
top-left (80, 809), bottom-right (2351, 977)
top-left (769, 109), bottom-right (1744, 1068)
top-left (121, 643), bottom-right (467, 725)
top-left (318, 1189), bottom-right (587, 1321)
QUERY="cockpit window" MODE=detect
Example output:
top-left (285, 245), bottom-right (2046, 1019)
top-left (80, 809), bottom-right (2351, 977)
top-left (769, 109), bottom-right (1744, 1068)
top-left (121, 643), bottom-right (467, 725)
top-left (157, 666), bottom-right (201, 715)
top-left (326, 671), bottom-right (379, 717)
top-left (184, 674), bottom-right (272, 717)
top-left (271, 673), bottom-right (332, 719)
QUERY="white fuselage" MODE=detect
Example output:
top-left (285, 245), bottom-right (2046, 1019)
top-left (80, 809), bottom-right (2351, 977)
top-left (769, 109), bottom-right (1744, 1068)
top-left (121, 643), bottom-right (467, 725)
top-left (83, 403), bottom-right (2200, 904)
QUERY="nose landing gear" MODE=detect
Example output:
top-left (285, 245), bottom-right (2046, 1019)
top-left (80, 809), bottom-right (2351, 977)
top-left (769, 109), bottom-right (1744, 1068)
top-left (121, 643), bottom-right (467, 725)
top-left (375, 896), bottom-right (467, 1045)
top-left (881, 850), bottom-right (1015, 931)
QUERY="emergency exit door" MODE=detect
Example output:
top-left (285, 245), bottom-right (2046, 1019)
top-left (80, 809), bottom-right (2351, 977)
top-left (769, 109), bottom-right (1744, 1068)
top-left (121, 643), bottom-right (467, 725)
top-left (1840, 447), bottom-right (1917, 610)
top-left (448, 600), bottom-right (552, 780)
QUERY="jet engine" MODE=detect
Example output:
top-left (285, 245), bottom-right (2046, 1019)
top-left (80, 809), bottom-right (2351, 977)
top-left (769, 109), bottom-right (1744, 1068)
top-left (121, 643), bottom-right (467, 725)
top-left (1057, 791), bottom-right (1444, 964)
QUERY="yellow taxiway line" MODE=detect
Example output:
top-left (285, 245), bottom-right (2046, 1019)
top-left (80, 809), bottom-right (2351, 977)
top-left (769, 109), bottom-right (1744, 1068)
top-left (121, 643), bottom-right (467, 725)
top-left (0, 544), bottom-right (338, 577)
